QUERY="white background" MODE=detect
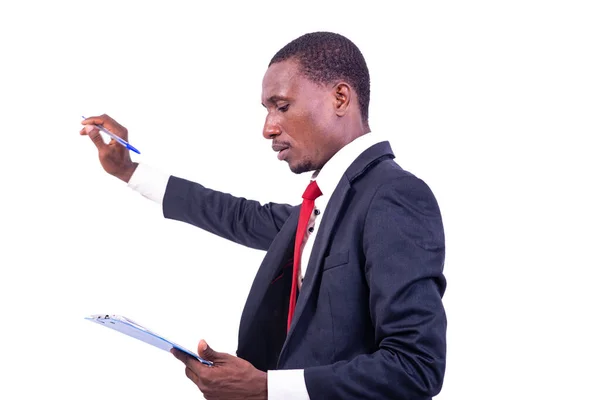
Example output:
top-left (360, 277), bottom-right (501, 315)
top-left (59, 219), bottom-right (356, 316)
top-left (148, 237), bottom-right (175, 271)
top-left (0, 1), bottom-right (598, 399)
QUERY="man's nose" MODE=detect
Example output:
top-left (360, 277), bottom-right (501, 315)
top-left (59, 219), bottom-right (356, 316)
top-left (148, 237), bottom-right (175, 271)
top-left (263, 116), bottom-right (281, 139)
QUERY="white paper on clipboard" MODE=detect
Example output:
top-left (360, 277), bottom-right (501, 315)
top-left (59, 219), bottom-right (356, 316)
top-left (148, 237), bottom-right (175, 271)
top-left (85, 314), bottom-right (213, 366)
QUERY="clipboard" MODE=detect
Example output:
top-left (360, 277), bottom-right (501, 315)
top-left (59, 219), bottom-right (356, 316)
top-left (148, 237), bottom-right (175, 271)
top-left (85, 314), bottom-right (213, 366)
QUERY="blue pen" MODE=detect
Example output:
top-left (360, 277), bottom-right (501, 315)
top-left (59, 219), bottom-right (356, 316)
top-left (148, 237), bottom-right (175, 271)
top-left (81, 116), bottom-right (141, 154)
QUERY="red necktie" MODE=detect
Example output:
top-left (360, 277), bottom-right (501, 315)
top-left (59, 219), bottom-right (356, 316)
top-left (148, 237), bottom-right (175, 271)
top-left (287, 180), bottom-right (322, 332)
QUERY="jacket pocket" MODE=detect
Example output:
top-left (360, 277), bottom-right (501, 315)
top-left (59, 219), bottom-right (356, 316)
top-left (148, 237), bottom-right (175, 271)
top-left (323, 250), bottom-right (349, 271)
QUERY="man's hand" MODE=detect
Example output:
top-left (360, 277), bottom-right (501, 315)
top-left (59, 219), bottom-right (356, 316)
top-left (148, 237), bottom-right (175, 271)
top-left (80, 114), bottom-right (138, 182)
top-left (172, 340), bottom-right (267, 400)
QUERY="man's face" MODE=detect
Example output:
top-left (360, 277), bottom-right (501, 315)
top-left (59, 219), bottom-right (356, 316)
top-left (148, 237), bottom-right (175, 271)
top-left (261, 59), bottom-right (337, 174)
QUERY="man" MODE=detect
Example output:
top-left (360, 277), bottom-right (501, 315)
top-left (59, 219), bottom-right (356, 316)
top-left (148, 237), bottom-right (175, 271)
top-left (81, 32), bottom-right (447, 399)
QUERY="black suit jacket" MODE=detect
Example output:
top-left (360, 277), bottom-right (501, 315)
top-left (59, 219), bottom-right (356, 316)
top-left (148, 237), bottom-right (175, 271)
top-left (163, 141), bottom-right (447, 399)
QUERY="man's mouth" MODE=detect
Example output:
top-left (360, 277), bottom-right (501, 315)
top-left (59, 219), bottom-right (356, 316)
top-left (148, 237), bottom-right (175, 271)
top-left (272, 143), bottom-right (290, 161)
top-left (277, 148), bottom-right (290, 161)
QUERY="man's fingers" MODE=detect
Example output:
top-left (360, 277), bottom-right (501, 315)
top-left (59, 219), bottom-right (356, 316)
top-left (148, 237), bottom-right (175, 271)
top-left (171, 349), bottom-right (204, 368)
top-left (86, 126), bottom-right (107, 150)
top-left (80, 124), bottom-right (106, 150)
top-left (171, 348), bottom-right (185, 361)
top-left (185, 366), bottom-right (199, 385)
top-left (80, 125), bottom-right (97, 136)
top-left (81, 125), bottom-right (96, 135)
top-left (81, 114), bottom-right (111, 127)
top-left (81, 114), bottom-right (128, 139)
top-left (171, 348), bottom-right (192, 363)
top-left (172, 349), bottom-right (209, 387)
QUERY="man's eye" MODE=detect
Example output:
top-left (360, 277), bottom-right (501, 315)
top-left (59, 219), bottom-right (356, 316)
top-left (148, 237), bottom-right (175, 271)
top-left (278, 104), bottom-right (289, 112)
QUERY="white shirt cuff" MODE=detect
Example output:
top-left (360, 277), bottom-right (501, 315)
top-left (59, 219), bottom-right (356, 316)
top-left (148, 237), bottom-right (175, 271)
top-left (267, 369), bottom-right (309, 400)
top-left (126, 163), bottom-right (170, 205)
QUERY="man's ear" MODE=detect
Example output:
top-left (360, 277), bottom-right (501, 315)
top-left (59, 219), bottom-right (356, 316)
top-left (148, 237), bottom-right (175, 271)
top-left (333, 82), bottom-right (352, 117)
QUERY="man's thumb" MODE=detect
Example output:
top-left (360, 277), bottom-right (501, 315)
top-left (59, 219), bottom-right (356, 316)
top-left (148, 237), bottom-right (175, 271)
top-left (198, 339), bottom-right (218, 360)
top-left (84, 125), bottom-right (107, 151)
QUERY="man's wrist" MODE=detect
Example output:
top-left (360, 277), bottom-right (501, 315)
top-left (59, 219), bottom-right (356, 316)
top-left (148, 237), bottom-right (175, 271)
top-left (114, 162), bottom-right (138, 183)
top-left (251, 369), bottom-right (268, 400)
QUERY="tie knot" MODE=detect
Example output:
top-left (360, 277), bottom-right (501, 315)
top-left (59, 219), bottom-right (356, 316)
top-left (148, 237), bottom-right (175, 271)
top-left (303, 180), bottom-right (322, 200)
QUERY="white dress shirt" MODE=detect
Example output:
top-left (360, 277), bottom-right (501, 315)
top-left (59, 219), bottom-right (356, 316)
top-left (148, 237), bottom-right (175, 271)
top-left (127, 133), bottom-right (384, 399)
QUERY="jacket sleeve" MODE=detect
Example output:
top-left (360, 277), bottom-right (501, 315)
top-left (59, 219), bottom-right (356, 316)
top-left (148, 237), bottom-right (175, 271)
top-left (304, 176), bottom-right (447, 399)
top-left (162, 176), bottom-right (294, 251)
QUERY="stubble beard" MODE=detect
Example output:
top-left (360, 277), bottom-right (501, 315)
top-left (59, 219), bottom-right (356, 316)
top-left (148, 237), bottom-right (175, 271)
top-left (289, 157), bottom-right (318, 174)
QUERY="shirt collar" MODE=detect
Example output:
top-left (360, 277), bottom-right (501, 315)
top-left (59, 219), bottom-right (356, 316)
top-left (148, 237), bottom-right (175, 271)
top-left (311, 133), bottom-right (384, 197)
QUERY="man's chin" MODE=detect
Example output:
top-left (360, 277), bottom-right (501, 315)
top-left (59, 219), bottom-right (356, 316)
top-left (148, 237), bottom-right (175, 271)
top-left (288, 159), bottom-right (316, 175)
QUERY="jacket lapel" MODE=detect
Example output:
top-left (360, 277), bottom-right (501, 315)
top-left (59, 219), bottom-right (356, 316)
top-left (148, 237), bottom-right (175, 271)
top-left (284, 177), bottom-right (350, 338)
top-left (279, 141), bottom-right (395, 356)
top-left (237, 207), bottom-right (299, 348)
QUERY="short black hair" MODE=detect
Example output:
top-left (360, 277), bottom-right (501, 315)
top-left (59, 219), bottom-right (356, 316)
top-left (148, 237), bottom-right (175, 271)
top-left (269, 32), bottom-right (371, 122)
